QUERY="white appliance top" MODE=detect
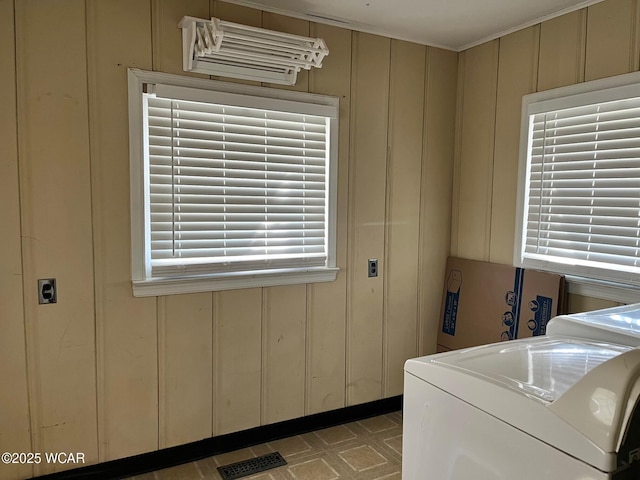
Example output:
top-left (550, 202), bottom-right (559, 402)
top-left (430, 338), bottom-right (629, 404)
top-left (547, 302), bottom-right (640, 346)
top-left (405, 336), bottom-right (640, 472)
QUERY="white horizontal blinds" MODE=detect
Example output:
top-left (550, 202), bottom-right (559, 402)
top-left (145, 92), bottom-right (329, 277)
top-left (526, 97), bottom-right (640, 275)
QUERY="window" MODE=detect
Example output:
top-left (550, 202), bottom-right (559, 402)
top-left (128, 69), bottom-right (339, 296)
top-left (515, 71), bottom-right (640, 294)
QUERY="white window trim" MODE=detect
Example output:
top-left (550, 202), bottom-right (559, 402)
top-left (565, 276), bottom-right (640, 304)
top-left (514, 70), bottom-right (640, 303)
top-left (128, 68), bottom-right (339, 297)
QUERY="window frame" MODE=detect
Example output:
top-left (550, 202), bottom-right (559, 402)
top-left (128, 68), bottom-right (339, 297)
top-left (514, 70), bottom-right (640, 302)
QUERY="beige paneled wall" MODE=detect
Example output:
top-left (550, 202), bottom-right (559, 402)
top-left (262, 285), bottom-right (307, 424)
top-left (213, 288), bottom-right (263, 435)
top-left (451, 40), bottom-right (499, 261)
top-left (86, 0), bottom-right (158, 462)
top-left (419, 48), bottom-right (459, 355)
top-left (537, 10), bottom-right (586, 91)
top-left (384, 40), bottom-right (426, 396)
top-left (15, 1), bottom-right (98, 476)
top-left (2, 0), bottom-right (457, 476)
top-left (158, 293), bottom-right (213, 449)
top-left (584, 0), bottom-right (640, 81)
top-left (0, 1), bottom-right (32, 479)
top-left (453, 0), bottom-right (637, 313)
top-left (347, 31), bottom-right (390, 406)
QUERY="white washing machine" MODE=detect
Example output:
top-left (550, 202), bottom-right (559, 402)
top-left (545, 303), bottom-right (640, 347)
top-left (403, 303), bottom-right (640, 479)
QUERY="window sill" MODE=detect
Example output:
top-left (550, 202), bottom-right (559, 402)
top-left (565, 275), bottom-right (640, 304)
top-left (132, 266), bottom-right (340, 297)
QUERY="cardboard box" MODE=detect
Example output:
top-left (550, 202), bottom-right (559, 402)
top-left (437, 257), bottom-right (566, 351)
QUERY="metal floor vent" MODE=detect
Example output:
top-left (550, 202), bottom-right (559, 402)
top-left (217, 452), bottom-right (287, 480)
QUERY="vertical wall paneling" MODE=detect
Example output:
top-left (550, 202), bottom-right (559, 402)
top-left (262, 286), bottom-right (307, 424)
top-left (151, 0), bottom-right (214, 450)
top-left (213, 289), bottom-right (262, 435)
top-left (489, 27), bottom-right (540, 265)
top-left (212, 1), bottom-right (262, 28)
top-left (418, 48), bottom-right (459, 355)
top-left (632, 0), bottom-right (640, 71)
top-left (452, 40), bottom-right (500, 262)
top-left (15, 1), bottom-right (98, 474)
top-left (0, 0), bottom-right (32, 478)
top-left (585, 0), bottom-right (636, 81)
top-left (347, 32), bottom-right (390, 406)
top-left (86, 0), bottom-right (158, 461)
top-left (383, 40), bottom-right (425, 396)
top-left (306, 22), bottom-right (351, 415)
top-left (450, 52), bottom-right (466, 259)
top-left (157, 295), bottom-right (213, 447)
top-left (537, 10), bottom-right (587, 91)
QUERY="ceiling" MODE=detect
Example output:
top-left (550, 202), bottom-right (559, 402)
top-left (220, 0), bottom-right (604, 51)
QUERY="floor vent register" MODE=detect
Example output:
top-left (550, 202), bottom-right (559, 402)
top-left (217, 452), bottom-right (287, 480)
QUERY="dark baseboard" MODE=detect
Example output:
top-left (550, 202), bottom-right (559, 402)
top-left (32, 395), bottom-right (402, 480)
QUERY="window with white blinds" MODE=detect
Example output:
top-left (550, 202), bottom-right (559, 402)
top-left (128, 69), bottom-right (339, 296)
top-left (516, 73), bottom-right (640, 288)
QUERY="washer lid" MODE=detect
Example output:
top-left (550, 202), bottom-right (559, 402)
top-left (547, 302), bottom-right (640, 346)
top-left (405, 337), bottom-right (640, 472)
top-left (429, 337), bottom-right (628, 404)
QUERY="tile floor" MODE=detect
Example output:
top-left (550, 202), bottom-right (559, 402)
top-left (127, 411), bottom-right (403, 480)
